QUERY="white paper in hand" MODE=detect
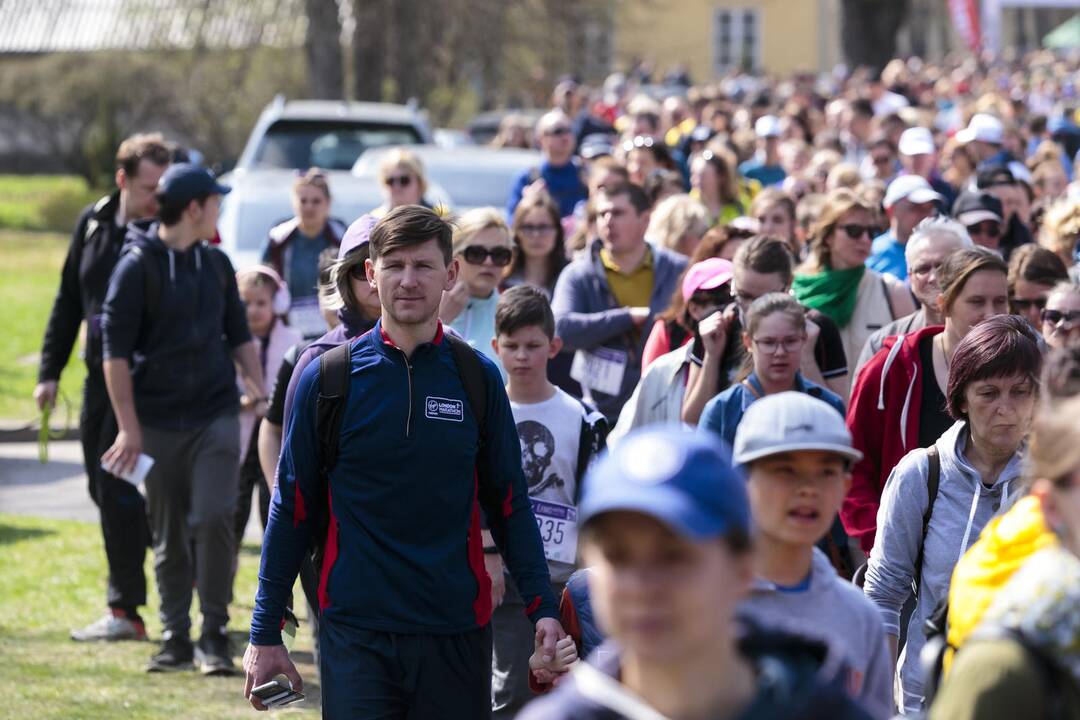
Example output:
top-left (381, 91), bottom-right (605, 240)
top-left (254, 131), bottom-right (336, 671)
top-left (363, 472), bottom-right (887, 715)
top-left (101, 453), bottom-right (155, 490)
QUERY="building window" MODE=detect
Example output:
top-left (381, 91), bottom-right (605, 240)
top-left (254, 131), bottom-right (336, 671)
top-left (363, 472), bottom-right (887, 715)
top-left (713, 7), bottom-right (761, 74)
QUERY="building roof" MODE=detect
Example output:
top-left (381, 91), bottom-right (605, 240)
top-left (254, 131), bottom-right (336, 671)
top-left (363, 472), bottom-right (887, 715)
top-left (0, 0), bottom-right (307, 54)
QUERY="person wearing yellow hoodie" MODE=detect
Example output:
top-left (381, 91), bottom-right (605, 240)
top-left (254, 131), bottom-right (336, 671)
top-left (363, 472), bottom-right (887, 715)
top-left (929, 394), bottom-right (1080, 720)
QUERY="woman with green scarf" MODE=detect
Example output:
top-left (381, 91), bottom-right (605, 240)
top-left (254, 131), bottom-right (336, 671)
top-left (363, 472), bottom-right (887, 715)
top-left (929, 393), bottom-right (1080, 720)
top-left (792, 189), bottom-right (915, 388)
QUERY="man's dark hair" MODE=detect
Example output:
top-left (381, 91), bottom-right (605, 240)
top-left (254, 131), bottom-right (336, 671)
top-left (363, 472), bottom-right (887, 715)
top-left (599, 182), bottom-right (651, 215)
top-left (369, 205), bottom-right (454, 265)
top-left (851, 98), bottom-right (874, 120)
top-left (1007, 244), bottom-right (1069, 301)
top-left (156, 191), bottom-right (209, 227)
top-left (495, 285), bottom-right (555, 339)
top-left (115, 132), bottom-right (171, 178)
top-left (733, 235), bottom-right (794, 288)
top-left (946, 315), bottom-right (1042, 421)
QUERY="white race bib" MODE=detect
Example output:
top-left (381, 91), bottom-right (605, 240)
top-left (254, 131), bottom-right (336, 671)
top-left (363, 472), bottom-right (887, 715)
top-left (570, 348), bottom-right (627, 397)
top-left (288, 296), bottom-right (328, 339)
top-left (530, 498), bottom-right (578, 565)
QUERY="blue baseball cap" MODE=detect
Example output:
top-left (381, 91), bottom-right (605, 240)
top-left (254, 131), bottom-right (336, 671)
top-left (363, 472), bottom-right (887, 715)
top-left (339, 213), bottom-right (377, 259)
top-left (579, 427), bottom-right (750, 540)
top-left (157, 163), bottom-right (231, 204)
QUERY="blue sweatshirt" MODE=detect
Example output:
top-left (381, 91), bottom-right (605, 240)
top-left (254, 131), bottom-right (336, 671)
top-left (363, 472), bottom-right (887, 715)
top-left (101, 221), bottom-right (250, 431)
top-left (250, 320), bottom-right (559, 645)
top-left (507, 159), bottom-right (587, 219)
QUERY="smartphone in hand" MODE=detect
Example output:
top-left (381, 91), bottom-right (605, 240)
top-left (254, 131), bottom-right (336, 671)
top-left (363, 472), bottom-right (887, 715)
top-left (251, 677), bottom-right (305, 709)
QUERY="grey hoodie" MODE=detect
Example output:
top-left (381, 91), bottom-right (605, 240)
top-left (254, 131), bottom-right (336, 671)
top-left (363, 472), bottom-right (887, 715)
top-left (863, 420), bottom-right (1024, 714)
top-left (740, 548), bottom-right (893, 720)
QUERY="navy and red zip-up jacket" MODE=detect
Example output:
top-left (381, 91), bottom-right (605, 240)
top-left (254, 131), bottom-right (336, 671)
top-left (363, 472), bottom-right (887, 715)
top-left (250, 320), bottom-right (559, 645)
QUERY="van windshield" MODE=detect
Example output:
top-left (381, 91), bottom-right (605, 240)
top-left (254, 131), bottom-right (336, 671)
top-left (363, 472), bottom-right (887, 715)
top-left (252, 120), bottom-right (423, 170)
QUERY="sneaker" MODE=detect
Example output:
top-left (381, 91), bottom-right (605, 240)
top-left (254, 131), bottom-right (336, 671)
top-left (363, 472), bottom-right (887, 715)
top-left (195, 631), bottom-right (235, 676)
top-left (70, 610), bottom-right (147, 642)
top-left (146, 635), bottom-right (195, 672)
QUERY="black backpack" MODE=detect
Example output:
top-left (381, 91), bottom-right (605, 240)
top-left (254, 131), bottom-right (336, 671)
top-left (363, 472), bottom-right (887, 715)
top-left (309, 333), bottom-right (489, 571)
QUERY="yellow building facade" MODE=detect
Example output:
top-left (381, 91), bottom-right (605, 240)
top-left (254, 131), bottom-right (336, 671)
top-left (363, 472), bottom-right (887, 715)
top-left (615, 0), bottom-right (842, 79)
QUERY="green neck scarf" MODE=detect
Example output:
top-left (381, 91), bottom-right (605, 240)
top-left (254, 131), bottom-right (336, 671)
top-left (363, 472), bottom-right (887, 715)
top-left (792, 265), bottom-right (865, 328)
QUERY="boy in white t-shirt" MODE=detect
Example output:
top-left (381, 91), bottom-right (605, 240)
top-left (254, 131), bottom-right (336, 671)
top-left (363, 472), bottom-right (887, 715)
top-left (487, 284), bottom-right (607, 720)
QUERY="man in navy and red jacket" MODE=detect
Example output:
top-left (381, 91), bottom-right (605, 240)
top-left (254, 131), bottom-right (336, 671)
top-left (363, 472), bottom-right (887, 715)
top-left (244, 205), bottom-right (564, 719)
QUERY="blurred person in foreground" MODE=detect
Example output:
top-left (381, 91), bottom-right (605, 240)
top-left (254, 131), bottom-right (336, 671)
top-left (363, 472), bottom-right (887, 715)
top-left (38, 133), bottom-right (170, 642)
top-left (519, 427), bottom-right (872, 720)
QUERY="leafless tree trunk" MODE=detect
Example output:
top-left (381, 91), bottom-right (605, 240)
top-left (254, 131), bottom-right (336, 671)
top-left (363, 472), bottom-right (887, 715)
top-left (304, 0), bottom-right (344, 99)
top-left (840, 0), bottom-right (909, 70)
top-left (352, 0), bottom-right (389, 100)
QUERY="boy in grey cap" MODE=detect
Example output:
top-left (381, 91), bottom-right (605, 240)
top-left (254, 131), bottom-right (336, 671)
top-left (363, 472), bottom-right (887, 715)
top-left (733, 392), bottom-right (893, 719)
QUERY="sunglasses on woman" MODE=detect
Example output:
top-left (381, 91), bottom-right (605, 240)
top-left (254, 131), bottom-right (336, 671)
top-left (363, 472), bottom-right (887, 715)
top-left (462, 245), bottom-right (513, 267)
top-left (1041, 308), bottom-right (1080, 328)
top-left (839, 224), bottom-right (878, 239)
top-left (384, 175), bottom-right (413, 188)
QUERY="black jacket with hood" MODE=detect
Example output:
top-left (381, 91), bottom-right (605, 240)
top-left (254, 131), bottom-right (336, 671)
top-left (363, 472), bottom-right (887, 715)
top-left (101, 220), bottom-right (251, 432)
top-left (39, 193), bottom-right (127, 382)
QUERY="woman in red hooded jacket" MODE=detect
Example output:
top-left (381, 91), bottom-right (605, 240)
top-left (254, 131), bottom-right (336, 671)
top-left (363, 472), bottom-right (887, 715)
top-left (842, 247), bottom-right (1008, 554)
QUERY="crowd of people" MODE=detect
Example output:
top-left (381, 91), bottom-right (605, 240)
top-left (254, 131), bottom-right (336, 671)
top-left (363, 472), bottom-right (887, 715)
top-left (31, 48), bottom-right (1080, 720)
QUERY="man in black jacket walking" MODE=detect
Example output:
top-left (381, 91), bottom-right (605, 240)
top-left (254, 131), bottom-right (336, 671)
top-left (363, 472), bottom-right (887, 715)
top-left (35, 133), bottom-right (170, 642)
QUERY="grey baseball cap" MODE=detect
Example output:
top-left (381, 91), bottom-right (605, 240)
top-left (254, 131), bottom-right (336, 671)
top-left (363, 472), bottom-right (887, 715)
top-left (733, 392), bottom-right (862, 465)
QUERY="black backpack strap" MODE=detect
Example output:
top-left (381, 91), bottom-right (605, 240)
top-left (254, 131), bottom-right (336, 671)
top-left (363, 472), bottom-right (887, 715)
top-left (445, 334), bottom-right (487, 431)
top-left (128, 245), bottom-right (161, 322)
top-left (913, 445), bottom-right (941, 594)
top-left (203, 243), bottom-right (229, 294)
top-left (572, 398), bottom-right (609, 506)
top-left (311, 340), bottom-right (353, 570)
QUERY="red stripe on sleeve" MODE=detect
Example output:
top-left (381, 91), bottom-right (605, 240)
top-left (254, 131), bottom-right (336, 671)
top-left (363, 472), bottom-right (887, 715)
top-left (293, 483), bottom-right (307, 526)
top-left (502, 484), bottom-right (513, 519)
top-left (524, 595), bottom-right (542, 616)
top-left (468, 470), bottom-right (493, 626)
top-left (317, 488), bottom-right (339, 610)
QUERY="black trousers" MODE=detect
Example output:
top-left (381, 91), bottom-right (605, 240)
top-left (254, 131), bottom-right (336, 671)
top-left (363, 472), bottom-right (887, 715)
top-left (81, 369), bottom-right (149, 610)
top-left (233, 420), bottom-right (271, 543)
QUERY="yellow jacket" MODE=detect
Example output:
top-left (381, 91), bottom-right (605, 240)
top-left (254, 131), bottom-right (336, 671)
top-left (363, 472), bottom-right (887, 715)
top-left (943, 495), bottom-right (1056, 675)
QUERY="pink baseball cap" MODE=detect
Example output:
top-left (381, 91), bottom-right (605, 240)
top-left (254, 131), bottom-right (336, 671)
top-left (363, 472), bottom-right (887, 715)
top-left (682, 258), bottom-right (734, 301)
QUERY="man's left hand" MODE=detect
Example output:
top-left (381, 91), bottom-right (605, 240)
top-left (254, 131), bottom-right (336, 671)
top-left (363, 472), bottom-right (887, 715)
top-left (534, 617), bottom-right (568, 664)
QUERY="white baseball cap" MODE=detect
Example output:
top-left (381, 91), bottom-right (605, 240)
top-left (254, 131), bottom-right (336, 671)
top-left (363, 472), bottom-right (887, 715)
top-left (898, 127), bottom-right (935, 157)
top-left (733, 392), bottom-right (863, 465)
top-left (754, 115), bottom-right (782, 138)
top-left (883, 175), bottom-right (943, 210)
top-left (956, 113), bottom-right (1004, 145)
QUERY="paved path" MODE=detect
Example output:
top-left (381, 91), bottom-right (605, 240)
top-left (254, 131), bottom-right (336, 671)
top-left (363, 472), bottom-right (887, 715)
top-left (0, 440), bottom-right (265, 542)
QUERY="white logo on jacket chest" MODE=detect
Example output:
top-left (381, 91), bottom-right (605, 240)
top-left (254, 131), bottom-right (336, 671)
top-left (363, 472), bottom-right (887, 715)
top-left (425, 396), bottom-right (464, 422)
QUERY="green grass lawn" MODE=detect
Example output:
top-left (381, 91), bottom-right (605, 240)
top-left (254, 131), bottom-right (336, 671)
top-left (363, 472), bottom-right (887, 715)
top-left (0, 230), bottom-right (86, 422)
top-left (0, 175), bottom-right (99, 232)
top-left (0, 514), bottom-right (320, 718)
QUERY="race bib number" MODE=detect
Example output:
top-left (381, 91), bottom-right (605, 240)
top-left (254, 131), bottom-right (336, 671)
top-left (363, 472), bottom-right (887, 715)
top-left (530, 498), bottom-right (578, 565)
top-left (288, 297), bottom-right (327, 339)
top-left (570, 348), bottom-right (627, 396)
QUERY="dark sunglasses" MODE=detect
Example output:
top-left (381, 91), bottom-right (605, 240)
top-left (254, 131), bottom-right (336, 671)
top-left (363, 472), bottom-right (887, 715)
top-left (462, 245), bottom-right (513, 267)
top-left (1012, 297), bottom-right (1047, 312)
top-left (347, 260), bottom-right (369, 279)
top-left (966, 221), bottom-right (1001, 238)
top-left (1041, 308), bottom-right (1080, 327)
top-left (688, 287), bottom-right (732, 308)
top-left (839, 223), bottom-right (877, 239)
top-left (545, 126), bottom-right (572, 137)
top-left (384, 175), bottom-right (413, 188)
